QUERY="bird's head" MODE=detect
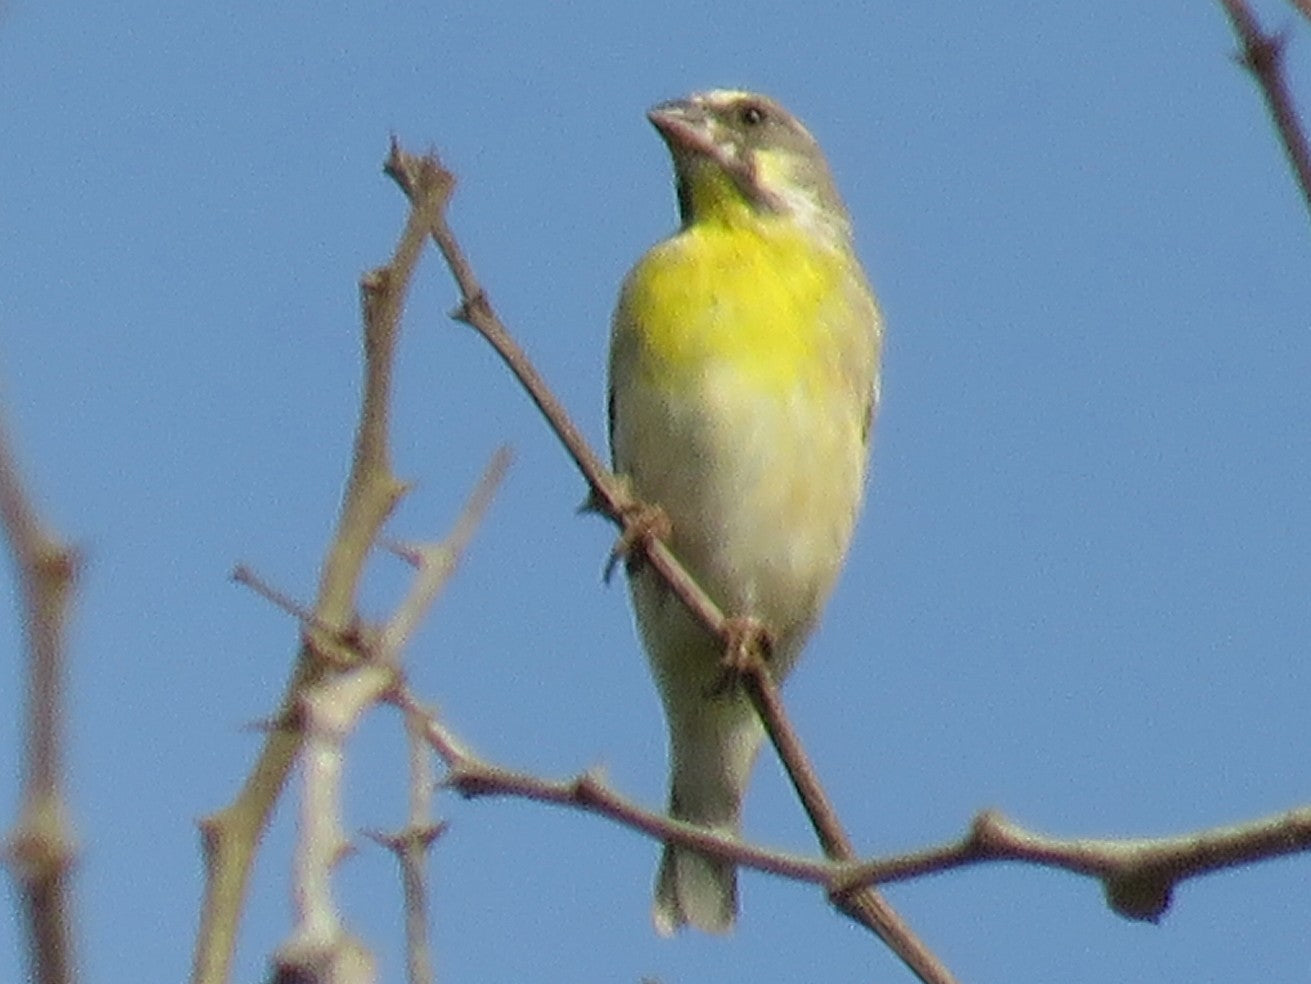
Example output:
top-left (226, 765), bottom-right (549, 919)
top-left (648, 89), bottom-right (851, 244)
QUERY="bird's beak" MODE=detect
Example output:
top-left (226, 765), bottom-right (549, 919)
top-left (647, 99), bottom-right (718, 159)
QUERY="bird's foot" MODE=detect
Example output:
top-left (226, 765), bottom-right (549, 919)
top-left (603, 499), bottom-right (672, 583)
top-left (706, 615), bottom-right (773, 698)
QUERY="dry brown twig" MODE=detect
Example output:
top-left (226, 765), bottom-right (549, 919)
top-left (237, 441), bottom-right (505, 984)
top-left (360, 450), bottom-right (511, 984)
top-left (250, 146), bottom-right (507, 984)
top-left (390, 685), bottom-right (1311, 920)
top-left (192, 154), bottom-right (457, 984)
top-left (271, 449), bottom-right (507, 984)
top-left (841, 805), bottom-right (1311, 920)
top-left (0, 411), bottom-right (79, 984)
top-left (362, 706), bottom-right (446, 984)
top-left (1218, 0), bottom-right (1311, 218)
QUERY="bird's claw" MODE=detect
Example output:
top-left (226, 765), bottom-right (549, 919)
top-left (603, 501), bottom-right (672, 583)
top-left (706, 615), bottom-right (772, 697)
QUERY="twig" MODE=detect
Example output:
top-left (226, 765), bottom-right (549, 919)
top-left (273, 662), bottom-right (395, 983)
top-left (0, 410), bottom-right (79, 984)
top-left (1218, 0), bottom-right (1311, 219)
top-left (399, 683), bottom-right (1311, 929)
top-left (378, 446), bottom-right (511, 663)
top-left (734, 656), bottom-right (951, 979)
top-left (191, 152), bottom-right (451, 984)
top-left (843, 805), bottom-right (1311, 921)
top-left (365, 708), bottom-right (445, 984)
top-left (271, 447), bottom-right (509, 983)
top-left (365, 448), bottom-right (511, 984)
top-left (392, 687), bottom-right (834, 884)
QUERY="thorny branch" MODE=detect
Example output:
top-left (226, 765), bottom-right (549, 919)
top-left (193, 149), bottom-right (453, 984)
top-left (1218, 0), bottom-right (1311, 219)
top-left (396, 686), bottom-right (1311, 923)
top-left (0, 409), bottom-right (80, 984)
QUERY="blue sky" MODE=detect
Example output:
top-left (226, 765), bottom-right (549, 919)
top-left (2, 1), bottom-right (1309, 982)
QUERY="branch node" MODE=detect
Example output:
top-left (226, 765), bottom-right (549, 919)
top-left (412, 821), bottom-right (448, 850)
top-left (1239, 25), bottom-right (1285, 76)
top-left (360, 266), bottom-right (392, 299)
top-left (451, 290), bottom-right (492, 327)
top-left (241, 708), bottom-right (301, 736)
top-left (364, 821), bottom-right (447, 855)
top-left (968, 809), bottom-right (1011, 852)
top-left (445, 762), bottom-right (492, 799)
top-left (572, 769), bottom-right (610, 806)
top-left (1104, 869), bottom-right (1173, 923)
top-left (383, 141), bottom-right (456, 203)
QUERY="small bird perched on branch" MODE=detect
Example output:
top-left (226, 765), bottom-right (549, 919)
top-left (608, 89), bottom-right (882, 935)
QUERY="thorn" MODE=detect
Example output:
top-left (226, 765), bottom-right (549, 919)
top-left (577, 486), bottom-right (607, 517)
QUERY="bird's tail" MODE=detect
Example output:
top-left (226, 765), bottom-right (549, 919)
top-left (653, 832), bottom-right (738, 936)
top-left (652, 704), bottom-right (764, 936)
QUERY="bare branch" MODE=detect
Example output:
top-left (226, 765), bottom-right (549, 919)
top-left (192, 151), bottom-right (450, 984)
top-left (365, 448), bottom-right (511, 984)
top-left (400, 684), bottom-right (1311, 930)
top-left (272, 446), bottom-right (506, 982)
top-left (729, 650), bottom-right (951, 979)
top-left (391, 687), bottom-right (835, 887)
top-left (378, 446), bottom-right (511, 664)
top-left (270, 933), bottom-right (377, 984)
top-left (1218, 0), bottom-right (1311, 219)
top-left (843, 806), bottom-right (1311, 922)
top-left (272, 446), bottom-right (508, 984)
top-left (364, 707), bottom-right (446, 984)
top-left (0, 408), bottom-right (79, 984)
top-left (273, 662), bottom-right (395, 982)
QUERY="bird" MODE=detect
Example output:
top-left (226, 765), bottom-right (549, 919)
top-left (607, 89), bottom-right (882, 935)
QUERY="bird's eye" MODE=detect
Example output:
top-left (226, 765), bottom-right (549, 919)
top-left (739, 104), bottom-right (766, 127)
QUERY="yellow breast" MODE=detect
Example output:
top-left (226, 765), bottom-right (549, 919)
top-left (614, 216), bottom-right (855, 397)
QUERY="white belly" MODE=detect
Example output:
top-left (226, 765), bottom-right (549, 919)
top-left (614, 362), bottom-right (868, 678)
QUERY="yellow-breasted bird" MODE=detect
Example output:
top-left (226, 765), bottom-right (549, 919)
top-left (608, 90), bottom-right (882, 935)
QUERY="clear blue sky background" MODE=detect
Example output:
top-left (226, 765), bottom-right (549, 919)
top-left (2, 2), bottom-right (1309, 982)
